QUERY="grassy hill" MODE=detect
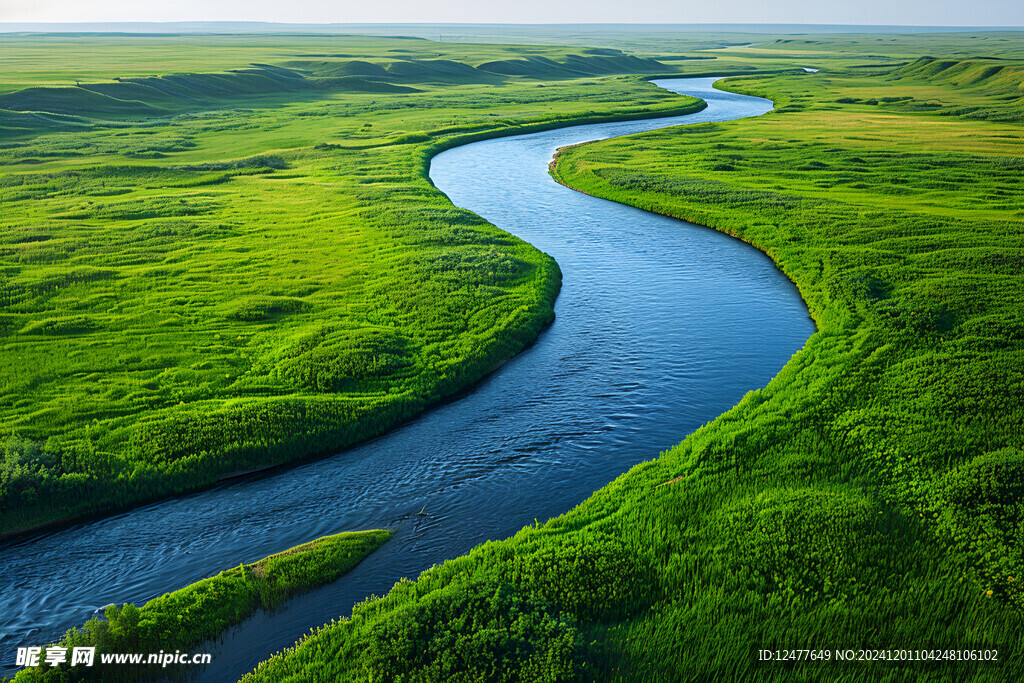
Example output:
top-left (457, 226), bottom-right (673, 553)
top-left (0, 51), bottom-right (678, 121)
top-left (886, 56), bottom-right (1024, 120)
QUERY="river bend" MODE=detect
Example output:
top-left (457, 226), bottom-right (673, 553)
top-left (0, 77), bottom-right (813, 680)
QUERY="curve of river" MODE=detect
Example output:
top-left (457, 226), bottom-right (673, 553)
top-left (0, 77), bottom-right (814, 680)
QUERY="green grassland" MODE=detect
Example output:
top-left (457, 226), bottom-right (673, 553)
top-left (237, 39), bottom-right (1024, 682)
top-left (6, 28), bottom-right (939, 537)
top-left (0, 36), bottom-right (721, 536)
top-left (11, 529), bottom-right (390, 682)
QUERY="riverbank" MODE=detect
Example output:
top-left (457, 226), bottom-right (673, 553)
top-left (11, 530), bottom-right (390, 682)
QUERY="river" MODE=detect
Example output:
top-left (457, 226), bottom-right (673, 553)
top-left (0, 77), bottom-right (814, 680)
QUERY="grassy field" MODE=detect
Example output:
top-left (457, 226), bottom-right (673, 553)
top-left (237, 35), bottom-right (1024, 682)
top-left (11, 529), bottom-right (390, 681)
top-left (0, 35), bottom-right (722, 536)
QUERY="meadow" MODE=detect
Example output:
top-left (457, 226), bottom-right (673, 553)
top-left (0, 35), bottom-right (717, 536)
top-left (11, 529), bottom-right (390, 681)
top-left (238, 35), bottom-right (1024, 682)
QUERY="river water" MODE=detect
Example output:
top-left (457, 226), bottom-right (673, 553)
top-left (0, 77), bottom-right (814, 680)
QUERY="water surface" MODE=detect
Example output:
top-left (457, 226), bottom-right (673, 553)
top-left (0, 77), bottom-right (813, 680)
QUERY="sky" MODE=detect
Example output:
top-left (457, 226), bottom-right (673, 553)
top-left (1, 0), bottom-right (1022, 27)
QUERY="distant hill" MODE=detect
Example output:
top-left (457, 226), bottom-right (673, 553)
top-left (2, 22), bottom-right (1022, 36)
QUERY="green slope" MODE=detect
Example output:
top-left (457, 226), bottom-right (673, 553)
top-left (886, 57), bottom-right (1024, 121)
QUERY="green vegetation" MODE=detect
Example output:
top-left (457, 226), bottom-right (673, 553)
top-left (0, 36), bottom-right (710, 536)
top-left (11, 529), bottom-right (390, 682)
top-left (239, 36), bottom-right (1024, 682)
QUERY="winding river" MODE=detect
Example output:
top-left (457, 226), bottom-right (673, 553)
top-left (0, 77), bottom-right (814, 680)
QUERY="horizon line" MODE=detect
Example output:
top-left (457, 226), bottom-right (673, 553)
top-left (2, 21), bottom-right (1024, 29)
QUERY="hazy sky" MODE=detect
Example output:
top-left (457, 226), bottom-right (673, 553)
top-left (2, 0), bottom-right (1022, 27)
